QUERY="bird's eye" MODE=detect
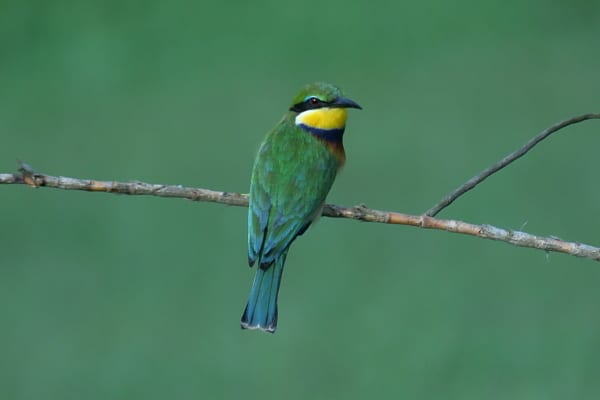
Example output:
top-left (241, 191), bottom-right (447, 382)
top-left (309, 97), bottom-right (319, 105)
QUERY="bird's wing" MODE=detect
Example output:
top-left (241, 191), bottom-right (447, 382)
top-left (247, 172), bottom-right (271, 266)
top-left (247, 133), bottom-right (338, 268)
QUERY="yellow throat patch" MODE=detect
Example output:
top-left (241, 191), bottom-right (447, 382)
top-left (295, 108), bottom-right (348, 130)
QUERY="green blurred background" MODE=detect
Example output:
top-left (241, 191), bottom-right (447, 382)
top-left (1, 1), bottom-right (600, 399)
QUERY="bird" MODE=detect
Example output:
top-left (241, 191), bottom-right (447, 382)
top-left (241, 82), bottom-right (361, 333)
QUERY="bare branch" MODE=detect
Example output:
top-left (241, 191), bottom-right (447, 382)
top-left (425, 113), bottom-right (600, 217)
top-left (1, 160), bottom-right (249, 206)
top-left (2, 161), bottom-right (599, 262)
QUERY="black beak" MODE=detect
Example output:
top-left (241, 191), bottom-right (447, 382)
top-left (332, 96), bottom-right (362, 110)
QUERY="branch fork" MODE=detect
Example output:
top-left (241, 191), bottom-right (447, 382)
top-left (2, 113), bottom-right (600, 261)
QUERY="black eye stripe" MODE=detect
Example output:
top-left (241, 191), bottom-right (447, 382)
top-left (290, 97), bottom-right (330, 112)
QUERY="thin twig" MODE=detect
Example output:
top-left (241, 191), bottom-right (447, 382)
top-left (425, 113), bottom-right (600, 217)
top-left (2, 162), bottom-right (599, 261)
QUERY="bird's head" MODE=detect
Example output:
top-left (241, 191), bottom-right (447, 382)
top-left (289, 82), bottom-right (361, 132)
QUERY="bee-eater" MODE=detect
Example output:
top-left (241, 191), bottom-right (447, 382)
top-left (241, 82), bottom-right (361, 333)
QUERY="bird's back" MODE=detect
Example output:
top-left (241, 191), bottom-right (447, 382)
top-left (248, 115), bottom-right (341, 267)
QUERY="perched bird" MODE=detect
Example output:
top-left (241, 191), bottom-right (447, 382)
top-left (241, 82), bottom-right (361, 333)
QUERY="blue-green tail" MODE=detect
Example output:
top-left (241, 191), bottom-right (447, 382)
top-left (241, 253), bottom-right (287, 333)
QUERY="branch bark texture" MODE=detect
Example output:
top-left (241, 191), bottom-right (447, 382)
top-left (2, 160), bottom-right (599, 262)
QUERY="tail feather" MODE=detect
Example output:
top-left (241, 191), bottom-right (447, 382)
top-left (241, 253), bottom-right (287, 333)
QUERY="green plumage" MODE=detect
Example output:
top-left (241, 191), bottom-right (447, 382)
top-left (241, 82), bottom-right (361, 333)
